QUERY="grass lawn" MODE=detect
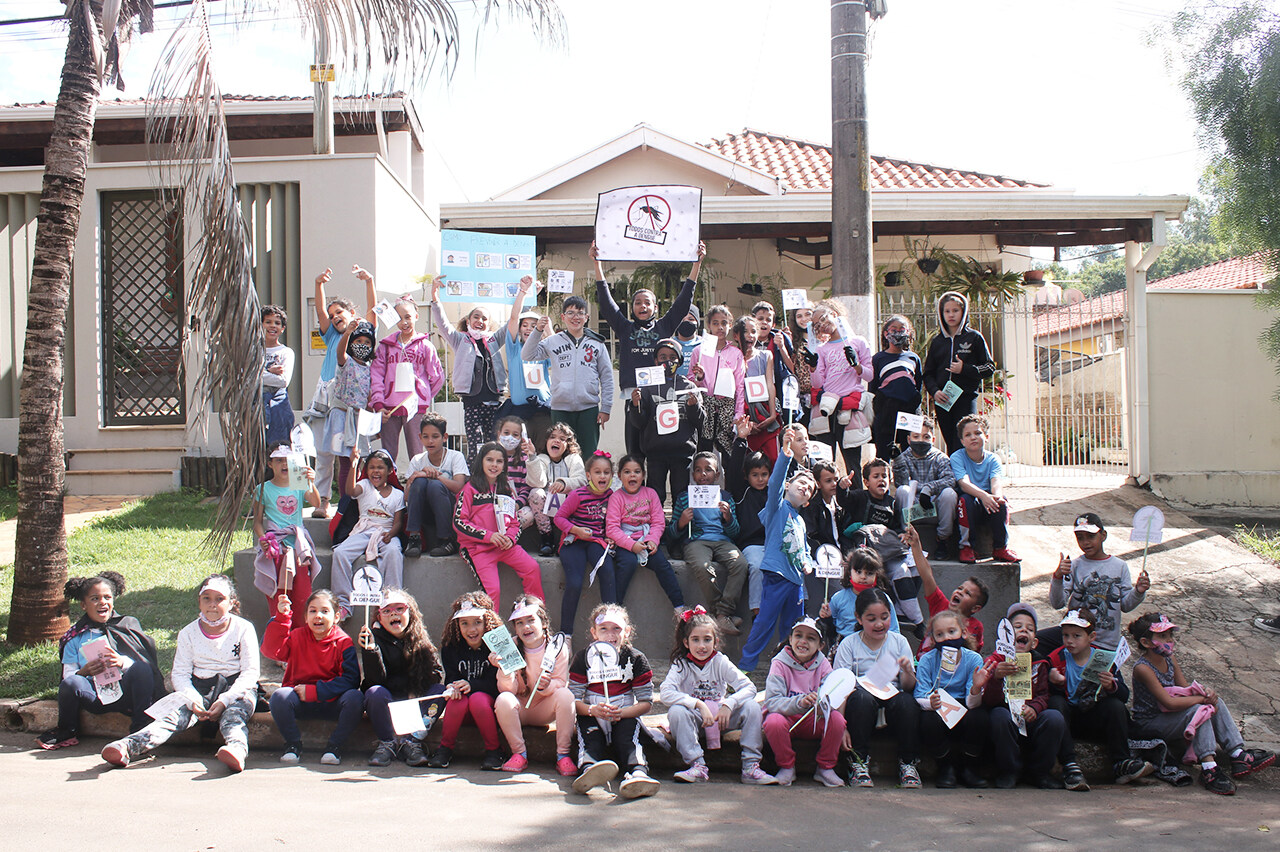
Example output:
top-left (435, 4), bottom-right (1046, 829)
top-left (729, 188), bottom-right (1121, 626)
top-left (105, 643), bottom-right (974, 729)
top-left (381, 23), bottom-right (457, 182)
top-left (0, 490), bottom-right (250, 701)
top-left (1235, 524), bottom-right (1280, 565)
top-left (0, 485), bottom-right (16, 522)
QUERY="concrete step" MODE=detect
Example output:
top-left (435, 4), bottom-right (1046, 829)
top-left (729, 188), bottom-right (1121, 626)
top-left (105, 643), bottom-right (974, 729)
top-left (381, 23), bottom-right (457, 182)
top-left (67, 446), bottom-right (185, 473)
top-left (65, 469), bottom-right (180, 496)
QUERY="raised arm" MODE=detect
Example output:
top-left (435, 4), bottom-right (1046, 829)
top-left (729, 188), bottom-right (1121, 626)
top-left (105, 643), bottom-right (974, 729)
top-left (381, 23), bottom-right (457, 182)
top-left (353, 265), bottom-right (377, 322)
top-left (314, 268), bottom-right (333, 333)
top-left (508, 276), bottom-right (538, 338)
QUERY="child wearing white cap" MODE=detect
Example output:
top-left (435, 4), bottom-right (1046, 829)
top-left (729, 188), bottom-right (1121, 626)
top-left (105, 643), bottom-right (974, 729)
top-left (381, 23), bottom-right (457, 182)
top-left (761, 617), bottom-right (845, 787)
top-left (494, 595), bottom-right (576, 776)
top-left (429, 593), bottom-right (505, 770)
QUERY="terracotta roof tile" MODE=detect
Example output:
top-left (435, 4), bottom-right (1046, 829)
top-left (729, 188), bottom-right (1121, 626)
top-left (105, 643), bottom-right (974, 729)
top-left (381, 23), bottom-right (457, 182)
top-left (1034, 290), bottom-right (1127, 338)
top-left (703, 128), bottom-right (1048, 192)
top-left (1147, 252), bottom-right (1274, 291)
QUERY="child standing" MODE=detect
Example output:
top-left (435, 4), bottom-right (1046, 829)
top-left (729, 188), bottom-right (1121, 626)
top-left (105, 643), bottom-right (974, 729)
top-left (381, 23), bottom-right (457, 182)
top-left (688, 305), bottom-right (745, 458)
top-left (431, 275), bottom-right (509, 459)
top-left (527, 422), bottom-right (586, 555)
top-left (357, 589), bottom-right (445, 768)
top-left (629, 339), bottom-right (703, 506)
top-left (607, 455), bottom-right (685, 615)
top-left (1045, 512), bottom-right (1148, 653)
top-left (891, 417), bottom-right (958, 559)
top-left (669, 452), bottom-right (747, 636)
top-left (453, 442), bottom-right (546, 608)
top-left (261, 304), bottom-right (295, 446)
top-left (738, 315), bottom-right (780, 462)
top-left (808, 300), bottom-right (874, 473)
top-left (761, 617), bottom-right (845, 787)
top-left (913, 610), bottom-right (990, 788)
top-left (262, 589), bottom-right (362, 765)
top-left (727, 426), bottom-right (771, 614)
top-left (569, 604), bottom-right (659, 798)
top-left (322, 319), bottom-right (377, 491)
top-left (521, 297), bottom-right (614, 458)
top-left (101, 576), bottom-right (259, 773)
top-left (505, 279), bottom-right (553, 442)
top-left (673, 305), bottom-right (702, 379)
top-left (951, 413), bottom-right (1019, 564)
top-left (833, 589), bottom-right (920, 788)
top-left (923, 291), bottom-right (995, 455)
top-left (370, 294), bottom-right (445, 464)
top-left (494, 595), bottom-right (577, 776)
top-left (429, 593), bottom-right (506, 770)
top-left (1128, 612), bottom-right (1274, 794)
top-left (555, 451), bottom-right (618, 633)
top-left (252, 445), bottom-right (321, 620)
top-left (402, 412), bottom-right (469, 558)
top-left (331, 448), bottom-right (405, 620)
top-left (869, 314), bottom-right (923, 459)
top-left (661, 608), bottom-right (776, 785)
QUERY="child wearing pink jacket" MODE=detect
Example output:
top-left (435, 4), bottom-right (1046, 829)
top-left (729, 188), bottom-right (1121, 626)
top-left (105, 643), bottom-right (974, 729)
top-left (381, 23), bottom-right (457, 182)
top-left (688, 305), bottom-right (746, 458)
top-left (809, 300), bottom-right (874, 474)
top-left (607, 455), bottom-right (686, 615)
top-left (369, 295), bottom-right (445, 463)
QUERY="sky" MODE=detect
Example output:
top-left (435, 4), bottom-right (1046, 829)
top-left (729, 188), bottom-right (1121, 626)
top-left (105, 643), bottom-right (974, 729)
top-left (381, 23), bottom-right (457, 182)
top-left (0, 0), bottom-right (1204, 203)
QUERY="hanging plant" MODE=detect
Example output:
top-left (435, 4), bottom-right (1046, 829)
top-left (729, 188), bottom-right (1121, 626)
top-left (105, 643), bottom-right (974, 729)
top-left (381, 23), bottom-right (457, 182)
top-left (929, 256), bottom-right (1026, 311)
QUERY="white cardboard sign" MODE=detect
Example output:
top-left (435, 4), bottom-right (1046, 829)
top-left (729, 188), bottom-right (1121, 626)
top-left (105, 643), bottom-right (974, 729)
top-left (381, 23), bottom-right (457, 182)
top-left (744, 375), bottom-right (768, 404)
top-left (351, 565), bottom-right (383, 607)
top-left (546, 269), bottom-right (575, 294)
top-left (372, 299), bottom-right (399, 329)
top-left (814, 544), bottom-right (843, 579)
top-left (594, 185), bottom-right (702, 262)
top-left (781, 289), bottom-right (809, 311)
top-left (357, 408), bottom-right (382, 437)
top-left (935, 689), bottom-right (968, 728)
top-left (895, 412), bottom-right (925, 434)
top-left (807, 441), bottom-right (832, 463)
top-left (393, 362), bottom-right (416, 394)
top-left (523, 362), bottom-right (547, 390)
top-left (635, 366), bottom-right (664, 388)
top-left (1129, 506), bottom-right (1165, 544)
top-left (688, 485), bottom-right (720, 510)
top-left (655, 401), bottom-right (680, 435)
top-left (712, 368), bottom-right (736, 399)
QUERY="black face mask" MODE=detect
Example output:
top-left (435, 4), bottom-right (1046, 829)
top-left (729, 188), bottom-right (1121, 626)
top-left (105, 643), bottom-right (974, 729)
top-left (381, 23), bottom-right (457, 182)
top-left (935, 638), bottom-right (966, 651)
top-left (349, 339), bottom-right (374, 363)
top-left (909, 441), bottom-right (932, 456)
top-left (662, 360), bottom-right (678, 377)
top-left (677, 321), bottom-right (698, 338)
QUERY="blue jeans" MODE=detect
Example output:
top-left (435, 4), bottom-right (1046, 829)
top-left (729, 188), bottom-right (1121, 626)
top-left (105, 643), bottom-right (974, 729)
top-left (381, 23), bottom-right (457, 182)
top-left (614, 547), bottom-right (684, 609)
top-left (742, 545), bottom-right (765, 610)
top-left (58, 663), bottom-right (156, 733)
top-left (406, 477), bottom-right (457, 545)
top-left (738, 572), bottom-right (805, 672)
top-left (559, 540), bottom-right (615, 634)
top-left (269, 687), bottom-right (364, 750)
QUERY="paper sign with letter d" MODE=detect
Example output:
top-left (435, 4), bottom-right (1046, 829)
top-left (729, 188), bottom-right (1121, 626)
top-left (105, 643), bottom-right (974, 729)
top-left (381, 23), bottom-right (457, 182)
top-left (744, 375), bottom-right (769, 403)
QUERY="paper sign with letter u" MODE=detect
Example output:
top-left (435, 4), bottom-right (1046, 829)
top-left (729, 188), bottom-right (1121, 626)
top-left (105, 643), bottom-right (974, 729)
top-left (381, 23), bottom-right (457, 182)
top-left (523, 362), bottom-right (547, 390)
top-left (655, 401), bottom-right (679, 435)
top-left (744, 375), bottom-right (768, 403)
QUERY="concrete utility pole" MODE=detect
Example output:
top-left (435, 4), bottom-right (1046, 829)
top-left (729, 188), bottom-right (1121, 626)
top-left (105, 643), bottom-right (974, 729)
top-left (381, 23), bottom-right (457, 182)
top-left (312, 18), bottom-right (334, 156)
top-left (830, 0), bottom-right (875, 340)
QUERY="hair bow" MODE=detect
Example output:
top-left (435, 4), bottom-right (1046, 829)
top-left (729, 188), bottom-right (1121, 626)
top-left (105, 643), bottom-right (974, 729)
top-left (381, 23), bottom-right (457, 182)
top-left (593, 450), bottom-right (611, 458)
top-left (680, 605), bottom-right (707, 623)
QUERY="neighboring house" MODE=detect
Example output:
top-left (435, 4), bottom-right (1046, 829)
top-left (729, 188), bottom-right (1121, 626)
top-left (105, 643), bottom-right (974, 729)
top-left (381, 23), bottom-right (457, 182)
top-left (0, 95), bottom-right (440, 494)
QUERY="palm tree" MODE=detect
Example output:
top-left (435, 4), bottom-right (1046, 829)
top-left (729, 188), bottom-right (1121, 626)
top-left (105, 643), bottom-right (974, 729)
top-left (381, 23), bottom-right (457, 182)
top-left (6, 0), bottom-right (562, 644)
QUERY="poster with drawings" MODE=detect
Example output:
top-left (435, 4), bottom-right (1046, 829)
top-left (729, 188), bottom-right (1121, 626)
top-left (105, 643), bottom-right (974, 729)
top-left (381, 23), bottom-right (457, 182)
top-left (440, 230), bottom-right (536, 304)
top-left (594, 185), bottom-right (702, 262)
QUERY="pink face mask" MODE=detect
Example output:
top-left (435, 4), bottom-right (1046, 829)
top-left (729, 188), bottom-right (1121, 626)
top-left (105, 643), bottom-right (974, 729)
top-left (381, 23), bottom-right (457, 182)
top-left (1152, 639), bottom-right (1175, 657)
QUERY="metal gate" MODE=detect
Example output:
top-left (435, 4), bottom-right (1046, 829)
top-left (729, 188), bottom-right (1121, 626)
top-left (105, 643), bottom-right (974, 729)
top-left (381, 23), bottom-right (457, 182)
top-left (879, 288), bottom-right (1129, 483)
top-left (100, 190), bottom-right (186, 425)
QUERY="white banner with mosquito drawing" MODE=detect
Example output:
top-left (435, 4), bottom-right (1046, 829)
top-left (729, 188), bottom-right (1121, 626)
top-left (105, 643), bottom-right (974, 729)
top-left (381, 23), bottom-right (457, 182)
top-left (594, 185), bottom-right (702, 262)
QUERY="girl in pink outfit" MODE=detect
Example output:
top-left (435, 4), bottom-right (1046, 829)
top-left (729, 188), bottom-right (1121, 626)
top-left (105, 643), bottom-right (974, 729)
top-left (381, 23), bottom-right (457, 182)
top-left (494, 595), bottom-right (577, 776)
top-left (689, 304), bottom-right (745, 458)
top-left (809, 300), bottom-right (874, 474)
top-left (607, 455), bottom-right (686, 614)
top-left (762, 616), bottom-right (845, 787)
top-left (453, 442), bottom-right (545, 609)
top-left (369, 295), bottom-right (445, 463)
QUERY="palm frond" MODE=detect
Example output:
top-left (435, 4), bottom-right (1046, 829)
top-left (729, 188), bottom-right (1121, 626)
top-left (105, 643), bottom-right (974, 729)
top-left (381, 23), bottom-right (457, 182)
top-left (145, 0), bottom-right (263, 554)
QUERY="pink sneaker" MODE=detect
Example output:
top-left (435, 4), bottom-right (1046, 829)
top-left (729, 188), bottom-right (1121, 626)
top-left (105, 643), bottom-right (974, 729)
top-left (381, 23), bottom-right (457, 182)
top-left (556, 755), bottom-right (578, 777)
top-left (500, 753), bottom-right (528, 772)
top-left (101, 741), bottom-right (129, 767)
top-left (674, 763), bottom-right (710, 783)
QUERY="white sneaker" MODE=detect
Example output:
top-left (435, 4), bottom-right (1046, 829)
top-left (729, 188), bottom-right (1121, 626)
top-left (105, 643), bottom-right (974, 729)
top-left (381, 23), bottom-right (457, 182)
top-left (216, 744), bottom-right (247, 773)
top-left (101, 739), bottom-right (130, 768)
top-left (774, 766), bottom-right (796, 787)
top-left (814, 767), bottom-right (844, 787)
top-left (674, 763), bottom-right (710, 783)
top-left (619, 768), bottom-right (660, 798)
top-left (320, 751), bottom-right (342, 765)
top-left (741, 764), bottom-right (779, 785)
top-left (572, 759), bottom-right (619, 794)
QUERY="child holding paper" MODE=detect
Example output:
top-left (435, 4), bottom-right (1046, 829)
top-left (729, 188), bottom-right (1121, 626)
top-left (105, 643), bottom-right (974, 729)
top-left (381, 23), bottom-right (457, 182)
top-left (370, 294), bottom-right (445, 464)
top-left (494, 415), bottom-right (536, 534)
top-left (951, 413), bottom-right (1019, 564)
top-left (331, 448), bottom-right (405, 621)
top-left (429, 592), bottom-right (505, 770)
top-left (1128, 612), bottom-right (1274, 794)
top-left (869, 313), bottom-right (923, 460)
top-left (37, 572), bottom-right (165, 750)
top-left (494, 595), bottom-right (577, 775)
top-left (555, 451), bottom-right (618, 633)
top-left (629, 338), bottom-right (703, 507)
top-left (738, 315), bottom-right (780, 462)
top-left (402, 412), bottom-right (469, 558)
top-left (808, 300), bottom-right (874, 474)
top-left (833, 589), bottom-right (920, 788)
top-left (923, 291), bottom-right (995, 455)
top-left (521, 297), bottom-right (613, 458)
top-left (101, 575), bottom-right (259, 772)
top-left (431, 275), bottom-right (512, 460)
top-left (891, 417), bottom-right (958, 559)
top-left (454, 442), bottom-right (546, 607)
top-left (819, 547), bottom-right (901, 642)
top-left (569, 604), bottom-right (659, 797)
top-left (688, 304), bottom-right (745, 458)
top-left (661, 607), bottom-right (776, 785)
top-left (323, 319), bottom-right (377, 491)
top-left (913, 610), bottom-right (990, 788)
top-left (527, 422), bottom-right (586, 554)
top-left (261, 303), bottom-right (295, 446)
top-left (357, 588), bottom-right (445, 768)
top-left (504, 279), bottom-right (552, 442)
top-left (607, 455), bottom-right (685, 615)
top-left (252, 444), bottom-right (322, 621)
top-left (761, 616), bottom-right (844, 787)
top-left (669, 451), bottom-right (747, 636)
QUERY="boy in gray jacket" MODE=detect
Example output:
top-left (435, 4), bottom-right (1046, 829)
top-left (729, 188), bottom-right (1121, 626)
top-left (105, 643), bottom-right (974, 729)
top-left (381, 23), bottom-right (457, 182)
top-left (521, 296), bottom-right (614, 457)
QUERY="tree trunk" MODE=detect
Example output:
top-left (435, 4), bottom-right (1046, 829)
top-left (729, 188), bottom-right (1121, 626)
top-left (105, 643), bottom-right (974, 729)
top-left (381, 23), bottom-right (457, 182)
top-left (7, 3), bottom-right (102, 645)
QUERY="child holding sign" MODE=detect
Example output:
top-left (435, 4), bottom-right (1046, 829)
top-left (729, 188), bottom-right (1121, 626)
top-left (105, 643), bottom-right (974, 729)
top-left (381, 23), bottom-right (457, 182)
top-left (428, 593), bottom-right (505, 769)
top-left (569, 604), bottom-right (659, 797)
top-left (1128, 612), bottom-right (1274, 794)
top-left (923, 291), bottom-right (995, 455)
top-left (688, 305), bottom-right (745, 459)
top-left (808, 300), bottom-right (874, 474)
top-left (761, 616), bottom-right (845, 787)
top-left (520, 297), bottom-right (613, 458)
top-left (669, 452), bottom-right (747, 636)
top-left (913, 610), bottom-right (990, 788)
top-left (37, 572), bottom-right (165, 750)
top-left (494, 595), bottom-right (577, 775)
top-left (738, 315), bottom-right (781, 462)
top-left (891, 417), bottom-right (958, 559)
top-left (607, 455), bottom-right (686, 615)
top-left (370, 294), bottom-right (445, 464)
top-left (870, 314), bottom-right (923, 459)
top-left (431, 275), bottom-right (512, 460)
top-left (453, 443), bottom-right (546, 607)
top-left (629, 339), bottom-right (703, 507)
top-left (555, 451), bottom-right (618, 633)
top-left (503, 279), bottom-right (552, 442)
top-left (252, 444), bottom-right (322, 622)
top-left (661, 607), bottom-right (775, 785)
top-left (527, 423), bottom-right (586, 555)
top-left (331, 448), bottom-right (405, 621)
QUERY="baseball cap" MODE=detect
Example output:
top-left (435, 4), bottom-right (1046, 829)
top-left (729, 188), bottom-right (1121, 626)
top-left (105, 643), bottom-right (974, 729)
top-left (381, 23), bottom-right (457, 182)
top-left (1149, 614), bottom-right (1178, 633)
top-left (1060, 609), bottom-right (1096, 630)
top-left (791, 616), bottom-right (822, 638)
top-left (1006, 602), bottom-right (1038, 627)
top-left (1073, 513), bottom-right (1105, 534)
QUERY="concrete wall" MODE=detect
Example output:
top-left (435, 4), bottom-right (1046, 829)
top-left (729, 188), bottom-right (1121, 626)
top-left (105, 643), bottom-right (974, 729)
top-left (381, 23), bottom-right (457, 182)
top-left (1148, 289), bottom-right (1280, 507)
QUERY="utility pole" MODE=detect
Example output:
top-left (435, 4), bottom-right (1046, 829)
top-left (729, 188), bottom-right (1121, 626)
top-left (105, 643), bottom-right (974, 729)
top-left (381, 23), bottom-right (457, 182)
top-left (312, 17), bottom-right (334, 156)
top-left (830, 0), bottom-right (877, 340)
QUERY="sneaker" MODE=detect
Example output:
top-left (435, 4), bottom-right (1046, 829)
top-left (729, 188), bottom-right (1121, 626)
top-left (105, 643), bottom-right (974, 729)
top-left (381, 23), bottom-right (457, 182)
top-left (320, 750), bottom-right (342, 766)
top-left (1114, 757), bottom-right (1155, 784)
top-left (1201, 764), bottom-right (1236, 795)
top-left (1062, 762), bottom-right (1089, 791)
top-left (1034, 774), bottom-right (1064, 790)
top-left (426, 746), bottom-right (453, 768)
top-left (36, 728), bottom-right (79, 751)
top-left (741, 764), bottom-right (778, 785)
top-left (992, 547), bottom-right (1021, 563)
top-left (619, 768), bottom-right (660, 798)
top-left (898, 762), bottom-right (922, 789)
top-left (1253, 615), bottom-right (1280, 634)
top-left (773, 766), bottom-right (796, 787)
top-left (101, 740), bottom-right (130, 768)
top-left (368, 740), bottom-right (398, 767)
top-left (850, 757), bottom-right (873, 788)
top-left (403, 537), bottom-right (422, 559)
top-left (715, 615), bottom-right (740, 636)
top-left (935, 762), bottom-right (958, 789)
top-left (674, 763), bottom-right (710, 783)
top-left (959, 765), bottom-right (989, 789)
top-left (994, 771), bottom-right (1018, 789)
top-left (813, 767), bottom-right (844, 788)
top-left (480, 749), bottom-right (506, 771)
top-left (401, 739), bottom-right (429, 767)
top-left (930, 537), bottom-right (953, 561)
top-left (539, 543), bottom-right (555, 557)
top-left (216, 744), bottom-right (246, 773)
top-left (555, 755), bottom-right (578, 777)
top-left (958, 545), bottom-right (977, 564)
top-left (280, 742), bottom-right (302, 764)
top-left (500, 753), bottom-right (529, 773)
top-left (1230, 748), bottom-right (1275, 778)
top-left (428, 541), bottom-right (459, 558)
top-left (572, 759), bottom-right (619, 794)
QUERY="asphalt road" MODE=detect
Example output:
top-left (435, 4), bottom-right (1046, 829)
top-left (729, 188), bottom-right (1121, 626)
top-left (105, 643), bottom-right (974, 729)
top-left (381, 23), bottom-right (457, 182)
top-left (6, 732), bottom-right (1280, 852)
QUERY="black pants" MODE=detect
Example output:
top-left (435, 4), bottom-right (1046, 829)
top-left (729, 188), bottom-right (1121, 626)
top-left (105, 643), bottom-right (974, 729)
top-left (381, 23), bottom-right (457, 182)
top-left (845, 686), bottom-right (920, 764)
top-left (576, 714), bottom-right (645, 773)
top-left (872, 396), bottom-right (919, 460)
top-left (935, 394), bottom-right (977, 456)
top-left (623, 398), bottom-right (644, 461)
top-left (1049, 694), bottom-right (1130, 765)
top-left (920, 702), bottom-right (988, 759)
top-left (645, 453), bottom-right (690, 509)
top-left (989, 705), bottom-right (1066, 777)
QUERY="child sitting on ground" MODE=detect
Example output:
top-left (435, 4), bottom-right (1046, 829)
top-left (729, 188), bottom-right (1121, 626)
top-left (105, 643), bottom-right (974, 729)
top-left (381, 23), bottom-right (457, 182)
top-left (914, 610), bottom-right (990, 789)
top-left (429, 592), bottom-right (505, 770)
top-left (1044, 512), bottom-right (1148, 654)
top-left (403, 412), bottom-right (469, 558)
top-left (951, 413), bottom-right (1019, 564)
top-left (669, 451), bottom-right (747, 636)
top-left (891, 417), bottom-right (958, 559)
top-left (494, 596), bottom-right (577, 776)
top-left (762, 617), bottom-right (844, 787)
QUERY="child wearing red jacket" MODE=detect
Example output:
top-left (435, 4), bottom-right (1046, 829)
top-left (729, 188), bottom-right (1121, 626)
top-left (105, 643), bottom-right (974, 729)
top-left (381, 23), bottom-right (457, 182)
top-left (261, 589), bottom-right (362, 765)
top-left (454, 442), bottom-right (545, 608)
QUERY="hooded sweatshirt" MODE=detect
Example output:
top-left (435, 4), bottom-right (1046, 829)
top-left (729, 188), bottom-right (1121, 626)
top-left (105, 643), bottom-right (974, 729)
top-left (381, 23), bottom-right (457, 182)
top-left (922, 291), bottom-right (995, 400)
top-left (660, 652), bottom-right (757, 711)
top-left (261, 610), bottom-right (360, 703)
top-left (430, 301), bottom-right (510, 395)
top-left (521, 326), bottom-right (614, 414)
top-left (453, 481), bottom-right (520, 547)
top-left (596, 277), bottom-right (695, 393)
top-left (369, 330), bottom-right (446, 413)
top-left (763, 646), bottom-right (832, 716)
top-left (630, 360), bottom-right (704, 457)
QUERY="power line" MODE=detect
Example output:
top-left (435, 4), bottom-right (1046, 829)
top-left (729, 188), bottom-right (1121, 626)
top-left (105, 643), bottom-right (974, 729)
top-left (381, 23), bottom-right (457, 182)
top-left (0, 0), bottom-right (209, 27)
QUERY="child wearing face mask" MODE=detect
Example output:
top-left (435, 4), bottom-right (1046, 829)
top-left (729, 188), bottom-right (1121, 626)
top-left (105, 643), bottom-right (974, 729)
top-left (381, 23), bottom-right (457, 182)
top-left (891, 417), bottom-right (958, 559)
top-left (870, 314), bottom-right (923, 460)
top-left (324, 319), bottom-right (378, 490)
top-left (629, 339), bottom-right (704, 507)
top-left (494, 415), bottom-right (537, 534)
top-left (673, 305), bottom-right (702, 379)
